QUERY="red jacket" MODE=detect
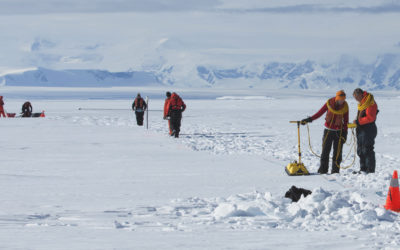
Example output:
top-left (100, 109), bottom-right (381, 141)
top-left (0, 96), bottom-right (4, 111)
top-left (357, 91), bottom-right (378, 126)
top-left (132, 97), bottom-right (147, 111)
top-left (311, 97), bottom-right (349, 131)
top-left (167, 93), bottom-right (186, 114)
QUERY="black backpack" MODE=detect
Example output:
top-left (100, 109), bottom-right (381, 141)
top-left (284, 186), bottom-right (312, 202)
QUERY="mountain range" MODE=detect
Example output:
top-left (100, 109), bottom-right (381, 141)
top-left (2, 54), bottom-right (400, 90)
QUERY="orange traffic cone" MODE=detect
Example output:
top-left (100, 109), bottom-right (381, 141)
top-left (384, 170), bottom-right (400, 212)
top-left (40, 111), bottom-right (45, 118)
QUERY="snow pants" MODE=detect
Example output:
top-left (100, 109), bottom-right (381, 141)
top-left (356, 122), bottom-right (377, 173)
top-left (318, 129), bottom-right (343, 174)
top-left (170, 110), bottom-right (182, 137)
top-left (0, 110), bottom-right (6, 117)
top-left (135, 111), bottom-right (144, 126)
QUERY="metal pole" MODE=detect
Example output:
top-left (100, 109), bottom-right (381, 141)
top-left (146, 96), bottom-right (149, 130)
top-left (297, 121), bottom-right (301, 164)
top-left (290, 121), bottom-right (303, 164)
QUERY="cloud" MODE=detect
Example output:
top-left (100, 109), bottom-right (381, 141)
top-left (61, 54), bottom-right (103, 64)
top-left (220, 3), bottom-right (400, 14)
top-left (30, 38), bottom-right (56, 52)
top-left (1, 0), bottom-right (399, 15)
top-left (0, 0), bottom-right (220, 15)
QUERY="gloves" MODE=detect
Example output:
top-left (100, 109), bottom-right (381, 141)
top-left (301, 117), bottom-right (313, 125)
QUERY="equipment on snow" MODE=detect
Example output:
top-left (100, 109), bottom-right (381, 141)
top-left (384, 170), bottom-right (400, 212)
top-left (285, 121), bottom-right (310, 176)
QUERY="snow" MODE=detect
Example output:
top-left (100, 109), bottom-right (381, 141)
top-left (0, 88), bottom-right (399, 249)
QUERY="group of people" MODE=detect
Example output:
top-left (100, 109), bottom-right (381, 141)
top-left (0, 96), bottom-right (34, 118)
top-left (131, 92), bottom-right (186, 138)
top-left (131, 89), bottom-right (378, 173)
top-left (301, 88), bottom-right (378, 175)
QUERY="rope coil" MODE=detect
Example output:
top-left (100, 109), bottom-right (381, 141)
top-left (305, 123), bottom-right (357, 169)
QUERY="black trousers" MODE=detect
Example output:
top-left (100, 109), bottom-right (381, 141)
top-left (356, 123), bottom-right (377, 173)
top-left (170, 110), bottom-right (182, 137)
top-left (135, 111), bottom-right (144, 126)
top-left (319, 129), bottom-right (344, 174)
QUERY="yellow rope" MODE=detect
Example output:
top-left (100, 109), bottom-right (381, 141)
top-left (358, 93), bottom-right (375, 111)
top-left (326, 100), bottom-right (348, 115)
top-left (306, 123), bottom-right (357, 170)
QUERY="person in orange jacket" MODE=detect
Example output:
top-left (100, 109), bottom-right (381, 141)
top-left (163, 91), bottom-right (172, 135)
top-left (0, 96), bottom-right (6, 117)
top-left (301, 90), bottom-right (349, 174)
top-left (166, 92), bottom-right (186, 138)
top-left (353, 88), bottom-right (378, 174)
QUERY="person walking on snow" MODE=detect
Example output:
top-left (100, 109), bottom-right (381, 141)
top-left (0, 96), bottom-right (6, 117)
top-left (301, 90), bottom-right (349, 174)
top-left (353, 88), bottom-right (378, 174)
top-left (132, 93), bottom-right (147, 126)
top-left (166, 92), bottom-right (186, 138)
top-left (163, 91), bottom-right (172, 135)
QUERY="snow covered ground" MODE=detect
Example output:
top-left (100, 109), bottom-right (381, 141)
top-left (0, 88), bottom-right (399, 249)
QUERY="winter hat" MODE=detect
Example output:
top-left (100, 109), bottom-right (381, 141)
top-left (335, 90), bottom-right (346, 101)
top-left (166, 91), bottom-right (171, 97)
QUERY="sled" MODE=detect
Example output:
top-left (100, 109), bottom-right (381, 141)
top-left (7, 111), bottom-right (45, 118)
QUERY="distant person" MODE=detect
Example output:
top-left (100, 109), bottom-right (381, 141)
top-left (132, 93), bottom-right (147, 126)
top-left (0, 96), bottom-right (6, 117)
top-left (301, 90), bottom-right (349, 174)
top-left (166, 92), bottom-right (186, 138)
top-left (353, 88), bottom-right (378, 174)
top-left (163, 91), bottom-right (172, 135)
top-left (22, 101), bottom-right (33, 117)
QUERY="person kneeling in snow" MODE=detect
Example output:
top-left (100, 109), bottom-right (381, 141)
top-left (353, 88), bottom-right (378, 174)
top-left (301, 90), bottom-right (349, 174)
top-left (166, 92), bottom-right (186, 138)
top-left (21, 101), bottom-right (33, 117)
top-left (132, 93), bottom-right (147, 126)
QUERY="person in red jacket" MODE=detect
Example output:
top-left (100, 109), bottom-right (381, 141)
top-left (166, 92), bottom-right (186, 138)
top-left (132, 93), bottom-right (147, 126)
top-left (163, 91), bottom-right (172, 135)
top-left (353, 88), bottom-right (378, 174)
top-left (0, 96), bottom-right (6, 118)
top-left (301, 90), bottom-right (349, 174)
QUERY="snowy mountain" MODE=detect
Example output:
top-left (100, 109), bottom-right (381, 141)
top-left (2, 67), bottom-right (161, 87)
top-left (193, 54), bottom-right (400, 90)
top-left (2, 54), bottom-right (400, 90)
